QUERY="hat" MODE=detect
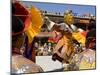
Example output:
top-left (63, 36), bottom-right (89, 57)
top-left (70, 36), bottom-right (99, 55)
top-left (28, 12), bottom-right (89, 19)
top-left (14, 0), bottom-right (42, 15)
top-left (12, 2), bottom-right (30, 36)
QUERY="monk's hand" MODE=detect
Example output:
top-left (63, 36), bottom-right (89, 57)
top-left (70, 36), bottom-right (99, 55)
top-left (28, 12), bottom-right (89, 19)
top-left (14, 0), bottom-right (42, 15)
top-left (44, 17), bottom-right (51, 25)
top-left (44, 16), bottom-right (55, 30)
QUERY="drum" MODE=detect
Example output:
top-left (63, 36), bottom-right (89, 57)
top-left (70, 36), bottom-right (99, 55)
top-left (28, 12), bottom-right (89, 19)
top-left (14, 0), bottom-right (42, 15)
top-left (12, 55), bottom-right (43, 74)
top-left (71, 49), bottom-right (96, 70)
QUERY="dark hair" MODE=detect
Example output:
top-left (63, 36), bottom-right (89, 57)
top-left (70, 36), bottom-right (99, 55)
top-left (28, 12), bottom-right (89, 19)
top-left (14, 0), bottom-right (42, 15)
top-left (86, 29), bottom-right (96, 50)
top-left (12, 16), bottom-right (24, 34)
top-left (87, 19), bottom-right (96, 30)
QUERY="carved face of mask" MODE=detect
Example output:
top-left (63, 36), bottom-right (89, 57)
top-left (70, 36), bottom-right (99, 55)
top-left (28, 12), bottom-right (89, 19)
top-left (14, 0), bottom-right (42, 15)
top-left (64, 13), bottom-right (74, 25)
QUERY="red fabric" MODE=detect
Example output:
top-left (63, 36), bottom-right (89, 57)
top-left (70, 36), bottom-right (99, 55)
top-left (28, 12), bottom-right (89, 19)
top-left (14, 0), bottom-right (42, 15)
top-left (24, 15), bottom-right (31, 31)
top-left (81, 31), bottom-right (87, 37)
top-left (48, 31), bottom-right (62, 43)
top-left (14, 2), bottom-right (29, 15)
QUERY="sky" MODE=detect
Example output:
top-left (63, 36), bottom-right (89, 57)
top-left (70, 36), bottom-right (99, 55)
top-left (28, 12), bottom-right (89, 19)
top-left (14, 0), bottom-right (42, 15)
top-left (21, 1), bottom-right (96, 16)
